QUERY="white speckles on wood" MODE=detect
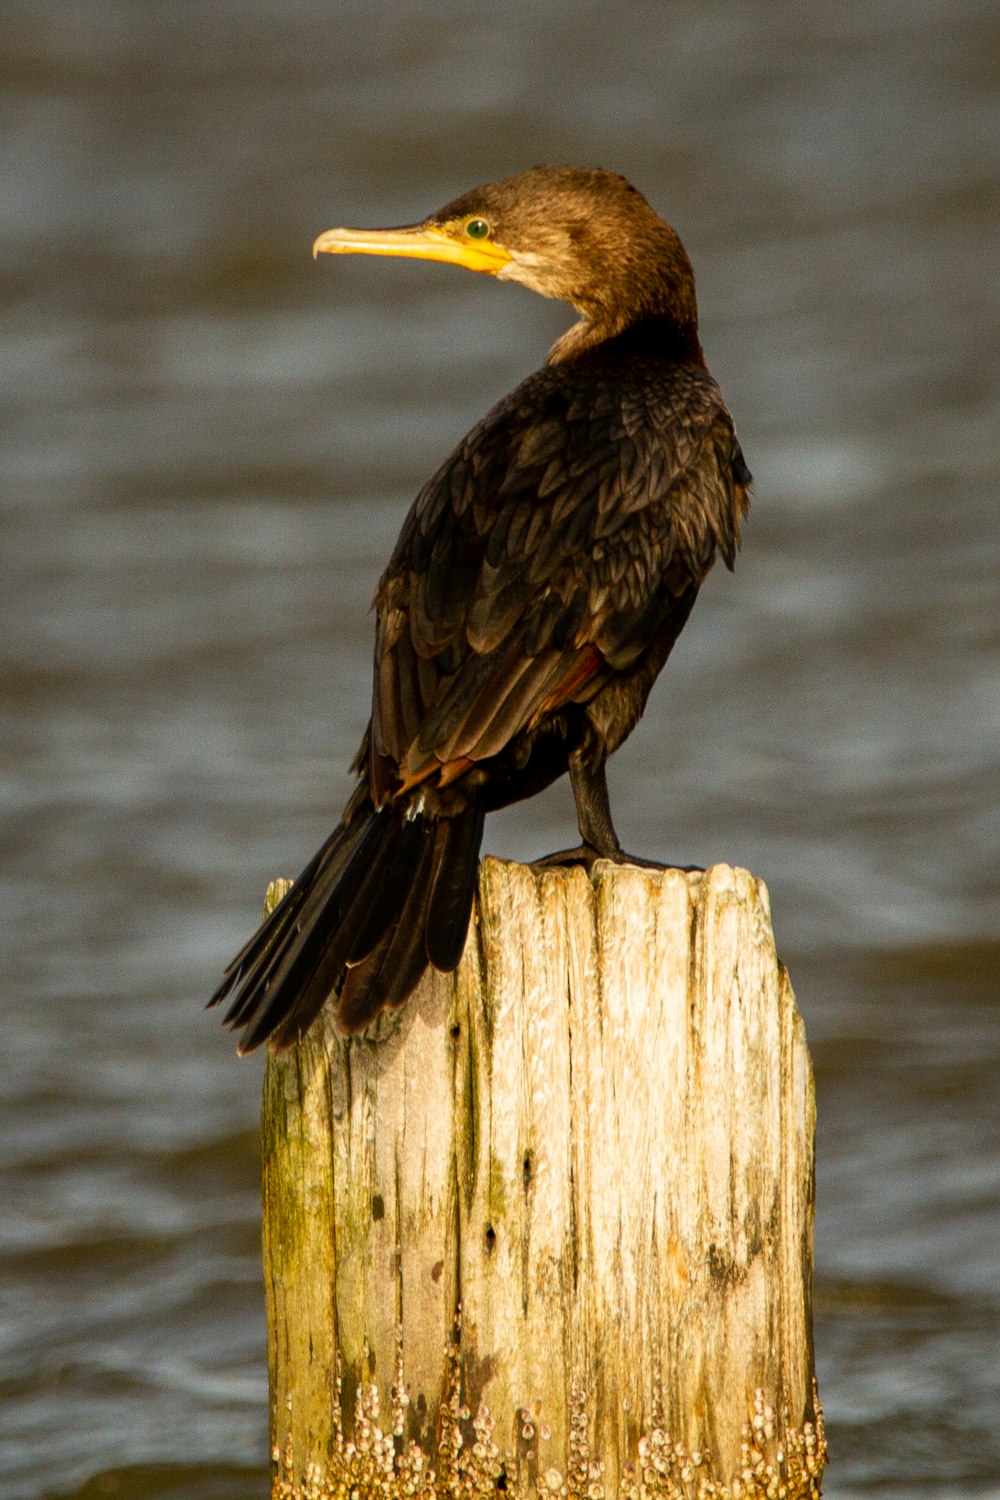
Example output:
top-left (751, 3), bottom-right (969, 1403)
top-left (262, 860), bottom-right (816, 1494)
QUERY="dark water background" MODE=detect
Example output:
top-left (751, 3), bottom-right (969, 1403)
top-left (2, 1), bottom-right (998, 1495)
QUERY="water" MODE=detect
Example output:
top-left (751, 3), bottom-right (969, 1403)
top-left (2, 1), bottom-right (998, 1494)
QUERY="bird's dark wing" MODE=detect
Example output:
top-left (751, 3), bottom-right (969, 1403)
top-left (367, 357), bottom-right (749, 800)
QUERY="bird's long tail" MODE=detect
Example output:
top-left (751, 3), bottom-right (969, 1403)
top-left (209, 792), bottom-right (485, 1053)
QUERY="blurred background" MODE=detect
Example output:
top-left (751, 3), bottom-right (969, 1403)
top-left (2, 0), bottom-right (998, 1495)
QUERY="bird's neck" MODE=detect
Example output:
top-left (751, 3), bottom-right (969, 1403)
top-left (548, 312), bottom-right (704, 367)
top-left (548, 227), bottom-right (704, 367)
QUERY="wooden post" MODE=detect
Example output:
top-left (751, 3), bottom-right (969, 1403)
top-left (262, 860), bottom-right (824, 1498)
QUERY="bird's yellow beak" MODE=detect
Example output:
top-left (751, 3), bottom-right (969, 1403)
top-left (312, 223), bottom-right (513, 276)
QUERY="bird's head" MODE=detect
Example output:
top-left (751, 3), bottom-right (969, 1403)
top-left (313, 167), bottom-right (699, 360)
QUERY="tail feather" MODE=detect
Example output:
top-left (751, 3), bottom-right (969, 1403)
top-left (215, 837), bottom-right (359, 1029)
top-left (337, 841), bottom-right (438, 1032)
top-left (212, 792), bottom-right (486, 1054)
top-left (234, 813), bottom-right (403, 1053)
top-left (425, 801), bottom-right (486, 972)
top-left (209, 835), bottom-right (334, 1013)
top-left (257, 815), bottom-right (397, 996)
top-left (344, 816), bottom-right (426, 966)
top-left (375, 882), bottom-right (438, 1013)
top-left (215, 814), bottom-right (376, 1033)
top-left (337, 807), bottom-right (488, 1033)
top-left (244, 816), bottom-right (426, 1051)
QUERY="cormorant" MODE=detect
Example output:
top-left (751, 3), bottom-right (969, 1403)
top-left (211, 166), bottom-right (751, 1053)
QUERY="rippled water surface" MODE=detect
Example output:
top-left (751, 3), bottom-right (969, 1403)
top-left (2, 1), bottom-right (998, 1495)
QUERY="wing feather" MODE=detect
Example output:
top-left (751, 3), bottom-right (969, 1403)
top-left (367, 356), bottom-right (750, 799)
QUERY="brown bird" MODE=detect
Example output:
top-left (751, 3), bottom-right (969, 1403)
top-left (211, 166), bottom-right (750, 1053)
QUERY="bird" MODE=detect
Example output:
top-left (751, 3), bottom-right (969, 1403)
top-left (210, 166), bottom-right (751, 1054)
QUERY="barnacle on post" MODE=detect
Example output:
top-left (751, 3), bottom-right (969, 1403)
top-left (271, 1333), bottom-right (826, 1500)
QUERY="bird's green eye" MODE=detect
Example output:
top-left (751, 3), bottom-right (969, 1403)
top-left (465, 218), bottom-right (491, 239)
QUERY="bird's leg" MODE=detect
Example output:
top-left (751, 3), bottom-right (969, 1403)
top-left (536, 757), bottom-right (623, 869)
top-left (571, 755), bottom-right (623, 857)
top-left (536, 754), bottom-right (703, 873)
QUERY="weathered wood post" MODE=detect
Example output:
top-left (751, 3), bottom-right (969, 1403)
top-left (262, 860), bottom-right (824, 1498)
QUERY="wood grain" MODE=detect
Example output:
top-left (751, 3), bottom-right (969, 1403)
top-left (262, 860), bottom-right (817, 1494)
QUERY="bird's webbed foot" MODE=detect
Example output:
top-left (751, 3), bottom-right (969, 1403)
top-left (534, 844), bottom-right (703, 873)
top-left (534, 842), bottom-right (605, 871)
top-left (618, 852), bottom-right (705, 873)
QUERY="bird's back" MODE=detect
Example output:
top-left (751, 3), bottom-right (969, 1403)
top-left (367, 351), bottom-right (750, 801)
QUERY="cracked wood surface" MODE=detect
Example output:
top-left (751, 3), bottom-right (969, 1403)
top-left (262, 859), bottom-right (816, 1493)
